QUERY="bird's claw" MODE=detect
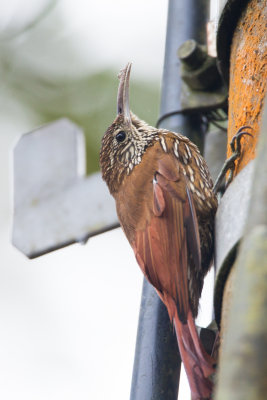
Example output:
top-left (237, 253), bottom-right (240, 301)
top-left (229, 126), bottom-right (253, 155)
top-left (213, 126), bottom-right (253, 194)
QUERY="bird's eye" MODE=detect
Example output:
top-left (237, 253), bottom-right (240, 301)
top-left (116, 131), bottom-right (126, 142)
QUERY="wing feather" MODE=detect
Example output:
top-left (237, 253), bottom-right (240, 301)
top-left (184, 187), bottom-right (201, 271)
top-left (133, 155), bottom-right (201, 323)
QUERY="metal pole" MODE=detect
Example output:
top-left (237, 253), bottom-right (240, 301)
top-left (215, 98), bottom-right (267, 400)
top-left (159, 0), bottom-right (208, 150)
top-left (130, 1), bottom-right (209, 399)
top-left (130, 280), bottom-right (180, 400)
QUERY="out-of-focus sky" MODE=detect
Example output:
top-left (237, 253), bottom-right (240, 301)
top-left (0, 1), bottom-right (167, 399)
top-left (0, 0), bottom-right (167, 79)
top-left (0, 1), bottom-right (213, 399)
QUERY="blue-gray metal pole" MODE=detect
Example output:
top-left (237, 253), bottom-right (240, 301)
top-left (130, 1), bottom-right (208, 399)
top-left (159, 0), bottom-right (208, 147)
top-left (130, 280), bottom-right (179, 400)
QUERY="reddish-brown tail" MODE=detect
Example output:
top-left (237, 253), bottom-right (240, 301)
top-left (173, 305), bottom-right (215, 400)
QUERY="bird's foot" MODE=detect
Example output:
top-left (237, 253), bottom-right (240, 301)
top-left (213, 126), bottom-right (253, 194)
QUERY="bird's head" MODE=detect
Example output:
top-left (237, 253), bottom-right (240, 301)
top-left (100, 63), bottom-right (156, 194)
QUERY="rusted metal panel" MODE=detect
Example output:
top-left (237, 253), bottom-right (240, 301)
top-left (216, 103), bottom-right (267, 395)
top-left (227, 0), bottom-right (267, 174)
top-left (214, 0), bottom-right (267, 397)
top-left (215, 0), bottom-right (267, 327)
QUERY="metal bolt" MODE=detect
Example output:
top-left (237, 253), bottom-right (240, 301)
top-left (177, 39), bottom-right (222, 91)
top-left (178, 39), bottom-right (207, 70)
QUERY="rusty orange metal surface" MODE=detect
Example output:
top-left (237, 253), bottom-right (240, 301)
top-left (219, 0), bottom-right (267, 353)
top-left (228, 0), bottom-right (267, 175)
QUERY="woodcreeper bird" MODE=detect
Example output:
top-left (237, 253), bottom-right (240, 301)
top-left (100, 63), bottom-right (218, 400)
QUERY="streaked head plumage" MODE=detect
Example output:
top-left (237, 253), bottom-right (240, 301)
top-left (100, 63), bottom-right (157, 193)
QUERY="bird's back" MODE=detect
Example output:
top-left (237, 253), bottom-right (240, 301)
top-left (114, 132), bottom-right (217, 317)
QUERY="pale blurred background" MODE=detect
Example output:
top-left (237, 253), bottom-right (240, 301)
top-left (0, 1), bottom-right (213, 399)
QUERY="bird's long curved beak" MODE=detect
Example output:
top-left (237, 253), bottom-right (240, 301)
top-left (117, 62), bottom-right (132, 126)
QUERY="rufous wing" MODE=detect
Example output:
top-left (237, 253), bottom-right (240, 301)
top-left (132, 153), bottom-right (214, 399)
top-left (133, 154), bottom-right (201, 323)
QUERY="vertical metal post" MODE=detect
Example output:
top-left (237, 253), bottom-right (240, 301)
top-left (159, 0), bottom-right (208, 149)
top-left (130, 1), bottom-right (209, 399)
top-left (215, 99), bottom-right (267, 400)
top-left (214, 0), bottom-right (267, 397)
top-left (130, 280), bottom-right (180, 400)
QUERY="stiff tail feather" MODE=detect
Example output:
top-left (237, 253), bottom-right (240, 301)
top-left (173, 308), bottom-right (215, 400)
